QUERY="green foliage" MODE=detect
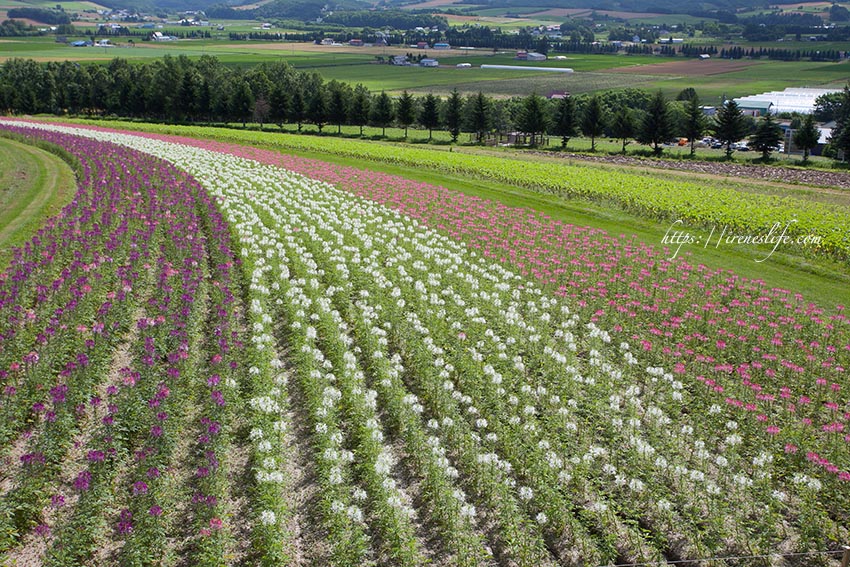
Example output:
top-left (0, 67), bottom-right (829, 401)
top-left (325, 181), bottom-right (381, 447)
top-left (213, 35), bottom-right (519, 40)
top-left (712, 99), bottom-right (750, 158)
top-left (609, 106), bottom-right (635, 154)
top-left (307, 84), bottom-right (328, 133)
top-left (676, 87), bottom-right (698, 102)
top-left (269, 86), bottom-right (291, 129)
top-left (349, 84), bottom-right (371, 136)
top-left (229, 78), bottom-right (254, 128)
top-left (396, 90), bottom-right (416, 138)
top-left (580, 95), bottom-right (605, 151)
top-left (516, 93), bottom-right (550, 147)
top-left (793, 114), bottom-right (820, 163)
top-left (683, 96), bottom-right (707, 156)
top-left (464, 92), bottom-right (492, 142)
top-left (829, 85), bottom-right (850, 162)
top-left (636, 90), bottom-right (673, 155)
top-left (550, 96), bottom-right (577, 149)
top-left (829, 4), bottom-right (850, 22)
top-left (327, 81), bottom-right (349, 134)
top-left (750, 114), bottom-right (783, 160)
top-left (443, 89), bottom-right (463, 143)
top-left (370, 91), bottom-right (395, 137)
top-left (6, 7), bottom-right (70, 25)
top-left (813, 92), bottom-right (843, 122)
top-left (418, 93), bottom-right (441, 140)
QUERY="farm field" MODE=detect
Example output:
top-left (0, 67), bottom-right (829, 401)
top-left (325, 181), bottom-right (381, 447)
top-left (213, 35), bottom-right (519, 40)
top-left (0, 117), bottom-right (848, 565)
top-left (2, 35), bottom-right (849, 99)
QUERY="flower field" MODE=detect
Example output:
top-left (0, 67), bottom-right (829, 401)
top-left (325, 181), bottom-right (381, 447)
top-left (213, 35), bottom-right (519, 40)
top-left (0, 120), bottom-right (848, 566)
top-left (40, 121), bottom-right (850, 259)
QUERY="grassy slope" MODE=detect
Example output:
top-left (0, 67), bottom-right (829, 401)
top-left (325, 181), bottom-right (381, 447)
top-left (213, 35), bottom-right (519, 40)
top-left (0, 136), bottom-right (77, 269)
top-left (52, 119), bottom-right (850, 309)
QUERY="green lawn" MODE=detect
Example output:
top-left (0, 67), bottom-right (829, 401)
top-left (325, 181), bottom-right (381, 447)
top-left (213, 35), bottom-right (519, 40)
top-left (0, 135), bottom-right (77, 269)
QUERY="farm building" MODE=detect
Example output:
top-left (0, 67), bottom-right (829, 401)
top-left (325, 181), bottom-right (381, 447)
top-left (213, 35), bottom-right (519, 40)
top-left (151, 32), bottom-right (176, 41)
top-left (737, 100), bottom-right (775, 117)
top-left (481, 65), bottom-right (572, 73)
top-left (733, 87), bottom-right (842, 115)
top-left (515, 51), bottom-right (547, 61)
top-left (420, 59), bottom-right (439, 67)
top-left (781, 121), bottom-right (833, 155)
top-left (349, 39), bottom-right (364, 46)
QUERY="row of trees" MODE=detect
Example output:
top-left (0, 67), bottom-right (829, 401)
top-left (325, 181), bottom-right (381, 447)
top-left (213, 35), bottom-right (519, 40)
top-left (0, 55), bottom-right (844, 161)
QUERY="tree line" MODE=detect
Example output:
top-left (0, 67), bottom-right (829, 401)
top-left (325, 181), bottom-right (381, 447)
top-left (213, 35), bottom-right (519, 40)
top-left (1, 55), bottom-right (848, 162)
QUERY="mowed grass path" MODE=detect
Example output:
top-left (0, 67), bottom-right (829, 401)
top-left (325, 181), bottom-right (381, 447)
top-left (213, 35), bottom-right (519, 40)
top-left (0, 136), bottom-right (76, 268)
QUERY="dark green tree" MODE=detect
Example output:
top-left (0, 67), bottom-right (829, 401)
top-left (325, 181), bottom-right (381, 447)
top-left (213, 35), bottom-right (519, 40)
top-left (269, 86), bottom-right (290, 129)
top-left (326, 80), bottom-right (348, 134)
top-left (516, 93), bottom-right (550, 146)
top-left (418, 93), bottom-right (441, 140)
top-left (609, 106), bottom-right (635, 154)
top-left (636, 90), bottom-right (673, 155)
top-left (683, 96), bottom-right (707, 156)
top-left (370, 91), bottom-right (395, 137)
top-left (195, 79), bottom-right (211, 122)
top-left (307, 84), bottom-right (328, 133)
top-left (229, 78), bottom-right (254, 128)
top-left (290, 89), bottom-right (306, 132)
top-left (813, 91), bottom-right (843, 121)
top-left (676, 87), bottom-right (698, 101)
top-left (793, 113), bottom-right (819, 163)
top-left (580, 95), bottom-right (605, 151)
top-left (396, 90), bottom-right (416, 138)
top-left (349, 84), bottom-right (371, 136)
top-left (750, 113), bottom-right (783, 161)
top-left (829, 85), bottom-right (850, 162)
top-left (443, 89), bottom-right (463, 143)
top-left (465, 91), bottom-right (492, 143)
top-left (550, 95), bottom-right (577, 149)
top-left (87, 64), bottom-right (110, 116)
top-left (713, 99), bottom-right (750, 158)
top-left (177, 70), bottom-right (198, 121)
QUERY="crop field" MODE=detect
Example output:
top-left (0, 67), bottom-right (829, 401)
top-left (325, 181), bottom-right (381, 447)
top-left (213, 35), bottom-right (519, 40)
top-left (412, 71), bottom-right (669, 97)
top-left (0, 118), bottom-right (847, 566)
top-left (2, 35), bottom-right (848, 98)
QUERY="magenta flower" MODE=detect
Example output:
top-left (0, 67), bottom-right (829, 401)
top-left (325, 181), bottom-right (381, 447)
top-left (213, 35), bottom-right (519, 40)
top-left (74, 470), bottom-right (92, 492)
